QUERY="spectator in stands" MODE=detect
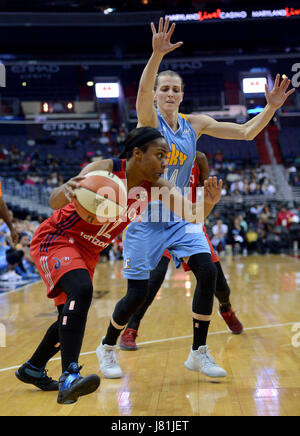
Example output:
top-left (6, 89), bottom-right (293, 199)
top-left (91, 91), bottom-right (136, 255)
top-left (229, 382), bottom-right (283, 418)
top-left (0, 190), bottom-right (19, 281)
top-left (112, 236), bottom-right (123, 260)
top-left (245, 226), bottom-right (259, 254)
top-left (214, 150), bottom-right (224, 168)
top-left (290, 204), bottom-right (300, 223)
top-left (27, 136), bottom-right (36, 147)
top-left (237, 214), bottom-right (248, 233)
top-left (261, 178), bottom-right (276, 195)
top-left (265, 224), bottom-right (283, 254)
top-left (249, 180), bottom-right (261, 195)
top-left (211, 219), bottom-right (228, 254)
top-left (241, 178), bottom-right (250, 195)
top-left (0, 144), bottom-right (9, 160)
top-left (47, 171), bottom-right (59, 188)
top-left (22, 215), bottom-right (38, 235)
top-left (221, 182), bottom-right (229, 197)
top-left (24, 173), bottom-right (39, 186)
top-left (257, 168), bottom-right (269, 184)
top-left (292, 175), bottom-right (300, 186)
top-left (98, 132), bottom-right (110, 147)
top-left (15, 233), bottom-right (38, 279)
top-left (249, 204), bottom-right (265, 223)
top-left (0, 188), bottom-right (18, 246)
top-left (276, 205), bottom-right (294, 229)
top-left (229, 216), bottom-right (247, 255)
top-left (230, 181), bottom-right (240, 195)
top-left (20, 155), bottom-right (32, 173)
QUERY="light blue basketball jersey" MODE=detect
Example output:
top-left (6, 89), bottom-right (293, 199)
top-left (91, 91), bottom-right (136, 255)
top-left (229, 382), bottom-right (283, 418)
top-left (123, 109), bottom-right (210, 280)
top-left (157, 108), bottom-right (197, 190)
top-left (141, 109), bottom-right (197, 223)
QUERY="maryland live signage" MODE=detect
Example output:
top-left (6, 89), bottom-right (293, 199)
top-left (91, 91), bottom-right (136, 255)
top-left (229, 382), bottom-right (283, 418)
top-left (166, 6), bottom-right (300, 23)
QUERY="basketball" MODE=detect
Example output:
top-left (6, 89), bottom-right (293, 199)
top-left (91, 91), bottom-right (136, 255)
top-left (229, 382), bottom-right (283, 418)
top-left (73, 170), bottom-right (127, 225)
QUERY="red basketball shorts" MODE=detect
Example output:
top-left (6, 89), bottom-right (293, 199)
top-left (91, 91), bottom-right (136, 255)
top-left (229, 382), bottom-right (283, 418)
top-left (31, 240), bottom-right (96, 306)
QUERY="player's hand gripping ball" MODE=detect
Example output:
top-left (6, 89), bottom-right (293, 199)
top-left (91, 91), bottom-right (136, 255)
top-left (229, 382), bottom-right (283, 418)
top-left (73, 170), bottom-right (127, 225)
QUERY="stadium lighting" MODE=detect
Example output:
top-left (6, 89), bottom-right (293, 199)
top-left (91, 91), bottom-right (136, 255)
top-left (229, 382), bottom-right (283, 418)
top-left (242, 77), bottom-right (267, 94)
top-left (103, 8), bottom-right (115, 15)
top-left (42, 102), bottom-right (49, 113)
top-left (95, 82), bottom-right (119, 98)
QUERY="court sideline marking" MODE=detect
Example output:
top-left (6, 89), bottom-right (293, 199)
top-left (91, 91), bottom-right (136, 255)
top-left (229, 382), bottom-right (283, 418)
top-left (0, 320), bottom-right (297, 373)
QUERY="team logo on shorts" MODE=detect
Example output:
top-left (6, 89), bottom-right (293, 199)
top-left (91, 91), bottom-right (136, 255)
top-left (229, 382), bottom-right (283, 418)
top-left (124, 258), bottom-right (130, 269)
top-left (53, 256), bottom-right (72, 270)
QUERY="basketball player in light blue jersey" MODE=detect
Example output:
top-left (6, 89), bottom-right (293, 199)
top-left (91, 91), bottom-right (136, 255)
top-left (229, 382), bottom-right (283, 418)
top-left (96, 17), bottom-right (295, 379)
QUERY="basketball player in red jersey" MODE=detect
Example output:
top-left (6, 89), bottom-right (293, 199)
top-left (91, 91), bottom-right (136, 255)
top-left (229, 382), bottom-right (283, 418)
top-left (120, 151), bottom-right (243, 350)
top-left (15, 127), bottom-right (223, 405)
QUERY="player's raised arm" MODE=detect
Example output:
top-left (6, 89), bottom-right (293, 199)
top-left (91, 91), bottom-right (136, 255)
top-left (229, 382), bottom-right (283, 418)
top-left (137, 17), bottom-right (183, 128)
top-left (189, 74), bottom-right (295, 141)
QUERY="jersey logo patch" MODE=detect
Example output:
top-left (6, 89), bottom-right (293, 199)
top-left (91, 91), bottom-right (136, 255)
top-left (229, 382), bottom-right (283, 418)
top-left (166, 143), bottom-right (187, 166)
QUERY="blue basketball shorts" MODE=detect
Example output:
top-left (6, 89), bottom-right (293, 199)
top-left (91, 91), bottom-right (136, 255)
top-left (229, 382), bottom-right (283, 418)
top-left (122, 220), bottom-right (210, 280)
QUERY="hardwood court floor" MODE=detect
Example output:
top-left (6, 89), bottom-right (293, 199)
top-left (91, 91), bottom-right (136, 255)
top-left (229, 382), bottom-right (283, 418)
top-left (0, 254), bottom-right (299, 416)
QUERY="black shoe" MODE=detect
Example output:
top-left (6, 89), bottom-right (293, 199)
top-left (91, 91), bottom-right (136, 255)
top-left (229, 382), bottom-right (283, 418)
top-left (15, 362), bottom-right (59, 391)
top-left (57, 362), bottom-right (100, 405)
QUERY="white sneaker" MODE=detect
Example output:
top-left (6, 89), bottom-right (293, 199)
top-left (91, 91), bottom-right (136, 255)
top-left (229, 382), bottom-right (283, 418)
top-left (96, 337), bottom-right (123, 379)
top-left (184, 345), bottom-right (227, 378)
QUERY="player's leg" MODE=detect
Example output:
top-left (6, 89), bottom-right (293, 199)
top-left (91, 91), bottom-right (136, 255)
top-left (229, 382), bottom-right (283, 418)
top-left (120, 255), bottom-right (170, 350)
top-left (96, 221), bottom-right (165, 378)
top-left (214, 261), bottom-right (243, 334)
top-left (56, 269), bottom-right (100, 404)
top-left (184, 253), bottom-right (226, 378)
top-left (96, 278), bottom-right (149, 378)
top-left (167, 222), bottom-right (226, 378)
top-left (15, 305), bottom-right (64, 391)
top-left (204, 228), bottom-right (243, 334)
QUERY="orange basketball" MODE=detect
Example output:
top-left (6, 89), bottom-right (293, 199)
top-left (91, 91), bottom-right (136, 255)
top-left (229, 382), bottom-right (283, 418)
top-left (73, 170), bottom-right (127, 225)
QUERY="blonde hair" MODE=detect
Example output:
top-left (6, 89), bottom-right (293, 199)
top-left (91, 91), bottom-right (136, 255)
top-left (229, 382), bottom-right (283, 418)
top-left (154, 70), bottom-right (185, 91)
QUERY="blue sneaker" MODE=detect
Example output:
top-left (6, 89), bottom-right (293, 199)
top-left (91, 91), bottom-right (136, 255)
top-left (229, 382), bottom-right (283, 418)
top-left (57, 362), bottom-right (100, 404)
top-left (15, 361), bottom-right (59, 391)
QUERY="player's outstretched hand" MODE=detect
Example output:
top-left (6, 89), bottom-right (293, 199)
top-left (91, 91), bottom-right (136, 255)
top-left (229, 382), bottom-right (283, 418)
top-left (150, 17), bottom-right (183, 56)
top-left (203, 177), bottom-right (223, 205)
top-left (265, 74), bottom-right (295, 110)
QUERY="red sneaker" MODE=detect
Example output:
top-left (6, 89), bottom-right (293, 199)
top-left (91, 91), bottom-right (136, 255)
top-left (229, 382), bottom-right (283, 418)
top-left (120, 328), bottom-right (138, 350)
top-left (218, 308), bottom-right (243, 334)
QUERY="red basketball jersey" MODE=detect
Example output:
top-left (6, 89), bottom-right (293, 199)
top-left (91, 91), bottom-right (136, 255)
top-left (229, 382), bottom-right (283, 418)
top-left (30, 159), bottom-right (151, 305)
top-left (189, 160), bottom-right (201, 203)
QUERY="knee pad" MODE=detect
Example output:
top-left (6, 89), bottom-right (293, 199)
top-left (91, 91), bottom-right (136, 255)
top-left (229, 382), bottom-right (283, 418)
top-left (188, 254), bottom-right (217, 315)
top-left (60, 281), bottom-right (93, 331)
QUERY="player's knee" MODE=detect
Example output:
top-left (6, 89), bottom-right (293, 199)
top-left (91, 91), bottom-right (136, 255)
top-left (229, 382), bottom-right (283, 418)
top-left (188, 253), bottom-right (217, 285)
top-left (126, 279), bottom-right (148, 308)
top-left (66, 281), bottom-right (93, 315)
